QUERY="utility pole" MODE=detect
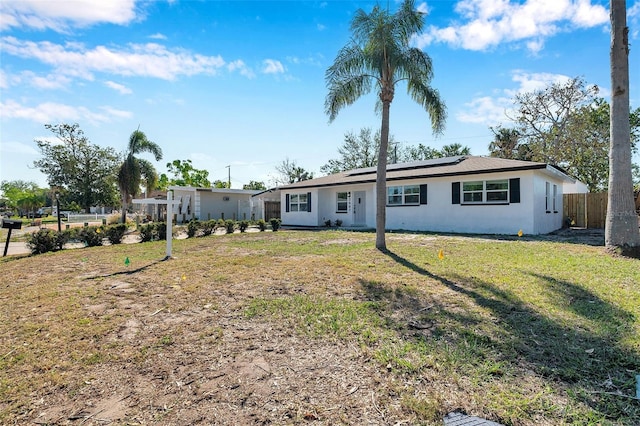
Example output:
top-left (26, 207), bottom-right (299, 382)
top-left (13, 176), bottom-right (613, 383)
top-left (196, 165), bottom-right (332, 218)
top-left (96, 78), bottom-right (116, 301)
top-left (226, 165), bottom-right (231, 189)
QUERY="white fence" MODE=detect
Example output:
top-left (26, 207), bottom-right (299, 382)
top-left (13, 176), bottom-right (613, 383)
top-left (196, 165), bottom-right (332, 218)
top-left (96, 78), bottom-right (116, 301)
top-left (65, 213), bottom-right (110, 224)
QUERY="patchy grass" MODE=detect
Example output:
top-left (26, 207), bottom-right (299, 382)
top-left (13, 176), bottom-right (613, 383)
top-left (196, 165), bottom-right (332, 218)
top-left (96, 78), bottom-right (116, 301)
top-left (0, 230), bottom-right (639, 425)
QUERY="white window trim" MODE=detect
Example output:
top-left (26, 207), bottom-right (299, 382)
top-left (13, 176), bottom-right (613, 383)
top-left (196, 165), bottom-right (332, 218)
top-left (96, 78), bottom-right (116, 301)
top-left (336, 191), bottom-right (350, 213)
top-left (289, 193), bottom-right (308, 212)
top-left (387, 185), bottom-right (420, 206)
top-left (462, 180), bottom-right (509, 204)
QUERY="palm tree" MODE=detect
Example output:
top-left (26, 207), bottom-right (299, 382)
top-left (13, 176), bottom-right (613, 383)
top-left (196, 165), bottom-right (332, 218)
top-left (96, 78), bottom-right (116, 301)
top-left (118, 129), bottom-right (163, 224)
top-left (606, 0), bottom-right (640, 252)
top-left (325, 0), bottom-right (446, 251)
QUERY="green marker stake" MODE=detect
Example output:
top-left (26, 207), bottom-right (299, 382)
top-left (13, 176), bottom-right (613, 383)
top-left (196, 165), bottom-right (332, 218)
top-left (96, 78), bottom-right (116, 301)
top-left (125, 257), bottom-right (130, 267)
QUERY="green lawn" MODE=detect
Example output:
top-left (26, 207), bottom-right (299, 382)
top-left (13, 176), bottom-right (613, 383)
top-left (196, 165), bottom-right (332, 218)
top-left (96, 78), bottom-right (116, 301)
top-left (1, 230), bottom-right (638, 425)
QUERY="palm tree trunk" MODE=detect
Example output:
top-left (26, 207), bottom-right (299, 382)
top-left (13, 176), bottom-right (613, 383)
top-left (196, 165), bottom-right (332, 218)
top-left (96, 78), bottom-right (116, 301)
top-left (606, 0), bottom-right (640, 251)
top-left (121, 193), bottom-right (128, 224)
top-left (376, 100), bottom-right (391, 251)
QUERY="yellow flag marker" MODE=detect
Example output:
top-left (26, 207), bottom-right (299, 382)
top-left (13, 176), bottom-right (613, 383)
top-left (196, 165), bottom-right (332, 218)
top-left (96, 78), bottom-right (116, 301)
top-left (438, 249), bottom-right (444, 260)
top-left (181, 274), bottom-right (186, 281)
top-left (517, 229), bottom-right (523, 237)
top-left (96, 228), bottom-right (101, 234)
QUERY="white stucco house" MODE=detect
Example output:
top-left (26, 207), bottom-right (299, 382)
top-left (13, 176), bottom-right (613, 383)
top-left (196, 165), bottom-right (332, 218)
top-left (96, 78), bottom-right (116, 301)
top-left (133, 187), bottom-right (261, 223)
top-left (277, 156), bottom-right (576, 235)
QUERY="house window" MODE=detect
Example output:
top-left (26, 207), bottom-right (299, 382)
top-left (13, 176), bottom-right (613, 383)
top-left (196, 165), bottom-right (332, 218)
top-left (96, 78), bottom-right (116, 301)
top-left (336, 192), bottom-right (349, 213)
top-left (462, 180), bottom-right (509, 204)
top-left (545, 182), bottom-right (551, 212)
top-left (553, 184), bottom-right (558, 212)
top-left (289, 193), bottom-right (308, 212)
top-left (387, 185), bottom-right (420, 205)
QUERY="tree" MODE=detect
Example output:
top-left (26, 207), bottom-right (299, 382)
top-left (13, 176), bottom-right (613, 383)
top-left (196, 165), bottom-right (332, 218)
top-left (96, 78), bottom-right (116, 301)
top-left (498, 79), bottom-right (639, 191)
top-left (117, 129), bottom-right (162, 223)
top-left (509, 76), bottom-right (599, 165)
top-left (606, 0), bottom-right (640, 252)
top-left (398, 142), bottom-right (471, 162)
top-left (34, 123), bottom-right (119, 213)
top-left (325, 0), bottom-right (446, 250)
top-left (488, 126), bottom-right (529, 160)
top-left (0, 180), bottom-right (45, 216)
top-left (243, 181), bottom-right (267, 190)
top-left (273, 158), bottom-right (314, 185)
top-left (212, 180), bottom-right (230, 189)
top-left (160, 159), bottom-right (211, 188)
top-left (321, 128), bottom-right (396, 174)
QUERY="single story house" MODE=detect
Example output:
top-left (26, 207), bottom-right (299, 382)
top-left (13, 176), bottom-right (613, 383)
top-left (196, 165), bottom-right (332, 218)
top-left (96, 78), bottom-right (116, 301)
top-left (276, 156), bottom-right (576, 235)
top-left (133, 187), bottom-right (261, 223)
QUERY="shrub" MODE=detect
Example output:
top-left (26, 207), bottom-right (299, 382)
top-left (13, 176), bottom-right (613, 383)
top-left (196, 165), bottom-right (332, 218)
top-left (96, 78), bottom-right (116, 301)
top-left (334, 219), bottom-right (343, 227)
top-left (139, 223), bottom-right (155, 242)
top-left (324, 219), bottom-right (332, 227)
top-left (187, 219), bottom-right (200, 238)
top-left (75, 226), bottom-right (104, 247)
top-left (105, 223), bottom-right (128, 244)
top-left (270, 218), bottom-right (281, 231)
top-left (202, 219), bottom-right (217, 236)
top-left (238, 220), bottom-right (249, 233)
top-left (256, 219), bottom-right (267, 232)
top-left (26, 229), bottom-right (59, 254)
top-left (156, 222), bottom-right (167, 240)
top-left (224, 219), bottom-right (236, 234)
top-left (106, 213), bottom-right (122, 225)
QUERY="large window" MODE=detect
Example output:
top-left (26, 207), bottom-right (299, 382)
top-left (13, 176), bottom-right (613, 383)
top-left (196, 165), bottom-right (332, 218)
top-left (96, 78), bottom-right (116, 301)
top-left (336, 192), bottom-right (349, 213)
top-left (387, 185), bottom-right (422, 206)
top-left (289, 193), bottom-right (308, 212)
top-left (462, 180), bottom-right (508, 204)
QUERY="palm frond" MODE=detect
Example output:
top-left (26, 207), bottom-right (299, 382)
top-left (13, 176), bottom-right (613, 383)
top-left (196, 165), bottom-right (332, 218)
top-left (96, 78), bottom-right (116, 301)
top-left (138, 159), bottom-right (159, 194)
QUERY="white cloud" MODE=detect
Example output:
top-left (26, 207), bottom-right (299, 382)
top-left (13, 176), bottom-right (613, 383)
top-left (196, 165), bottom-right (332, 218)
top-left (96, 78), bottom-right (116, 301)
top-left (417, 2), bottom-right (431, 15)
top-left (262, 59), bottom-right (285, 74)
top-left (0, 99), bottom-right (131, 124)
top-left (457, 71), bottom-right (572, 125)
top-left (227, 60), bottom-right (255, 78)
top-left (149, 33), bottom-right (167, 40)
top-left (414, 0), bottom-right (608, 52)
top-left (105, 80), bottom-right (132, 94)
top-left (0, 0), bottom-right (138, 32)
top-left (1, 37), bottom-right (227, 81)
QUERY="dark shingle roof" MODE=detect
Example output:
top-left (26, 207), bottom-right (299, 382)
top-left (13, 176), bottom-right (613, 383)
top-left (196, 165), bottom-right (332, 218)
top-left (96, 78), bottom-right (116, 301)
top-left (279, 156), bottom-right (571, 190)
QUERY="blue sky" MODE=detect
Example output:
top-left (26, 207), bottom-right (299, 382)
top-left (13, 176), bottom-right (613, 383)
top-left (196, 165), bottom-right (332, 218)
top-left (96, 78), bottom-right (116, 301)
top-left (1, 0), bottom-right (639, 190)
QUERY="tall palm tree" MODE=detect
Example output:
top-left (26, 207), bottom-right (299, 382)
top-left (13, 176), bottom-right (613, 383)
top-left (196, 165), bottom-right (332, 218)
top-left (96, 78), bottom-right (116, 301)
top-left (325, 0), bottom-right (446, 251)
top-left (606, 0), bottom-right (640, 252)
top-left (118, 129), bottom-right (163, 224)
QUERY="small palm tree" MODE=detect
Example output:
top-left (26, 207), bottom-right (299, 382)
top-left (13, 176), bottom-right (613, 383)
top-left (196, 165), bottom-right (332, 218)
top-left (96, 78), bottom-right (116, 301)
top-left (325, 0), bottom-right (446, 251)
top-left (118, 129), bottom-right (163, 224)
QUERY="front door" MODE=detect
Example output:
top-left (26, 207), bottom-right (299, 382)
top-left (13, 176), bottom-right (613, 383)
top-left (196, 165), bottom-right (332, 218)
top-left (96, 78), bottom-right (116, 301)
top-left (353, 191), bottom-right (366, 226)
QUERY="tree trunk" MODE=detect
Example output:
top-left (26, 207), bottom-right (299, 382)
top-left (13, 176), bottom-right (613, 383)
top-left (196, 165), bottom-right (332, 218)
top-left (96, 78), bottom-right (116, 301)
top-left (121, 192), bottom-right (128, 224)
top-left (606, 0), bottom-right (640, 251)
top-left (376, 100), bottom-right (391, 251)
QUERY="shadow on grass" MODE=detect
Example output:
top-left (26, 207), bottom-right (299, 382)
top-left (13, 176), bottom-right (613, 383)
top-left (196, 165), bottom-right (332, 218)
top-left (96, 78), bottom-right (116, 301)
top-left (83, 259), bottom-right (164, 279)
top-left (368, 250), bottom-right (640, 421)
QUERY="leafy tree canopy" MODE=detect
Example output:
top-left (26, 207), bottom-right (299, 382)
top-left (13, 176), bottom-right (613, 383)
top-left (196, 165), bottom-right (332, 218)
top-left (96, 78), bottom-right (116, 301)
top-left (33, 123), bottom-right (119, 213)
top-left (243, 181), bottom-right (267, 190)
top-left (0, 180), bottom-right (46, 215)
top-left (491, 77), bottom-right (639, 191)
top-left (273, 158), bottom-right (314, 186)
top-left (158, 159), bottom-right (211, 189)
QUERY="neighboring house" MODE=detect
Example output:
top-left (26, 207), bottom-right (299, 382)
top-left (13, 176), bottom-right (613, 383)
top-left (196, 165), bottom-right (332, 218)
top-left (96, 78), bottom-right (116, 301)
top-left (133, 187), bottom-right (261, 223)
top-left (278, 156), bottom-right (576, 235)
top-left (251, 188), bottom-right (282, 222)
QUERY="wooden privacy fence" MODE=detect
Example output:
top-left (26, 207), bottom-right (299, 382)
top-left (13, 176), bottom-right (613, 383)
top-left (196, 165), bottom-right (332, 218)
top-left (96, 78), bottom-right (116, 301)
top-left (563, 193), bottom-right (608, 229)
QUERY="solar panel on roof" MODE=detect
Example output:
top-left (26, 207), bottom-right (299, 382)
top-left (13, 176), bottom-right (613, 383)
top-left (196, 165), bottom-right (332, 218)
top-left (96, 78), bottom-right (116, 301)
top-left (345, 155), bottom-right (466, 177)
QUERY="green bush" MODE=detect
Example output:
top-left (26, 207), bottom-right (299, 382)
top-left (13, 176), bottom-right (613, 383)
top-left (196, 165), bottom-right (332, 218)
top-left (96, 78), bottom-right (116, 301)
top-left (26, 229), bottom-right (61, 254)
top-left (224, 219), bottom-right (236, 234)
top-left (324, 219), bottom-right (332, 227)
top-left (256, 219), bottom-right (267, 232)
top-left (139, 222), bottom-right (167, 242)
top-left (105, 223), bottom-right (128, 244)
top-left (334, 219), bottom-right (343, 227)
top-left (75, 226), bottom-right (104, 247)
top-left (202, 219), bottom-right (217, 236)
top-left (187, 219), bottom-right (200, 238)
top-left (238, 220), bottom-right (249, 233)
top-left (270, 218), bottom-right (281, 231)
